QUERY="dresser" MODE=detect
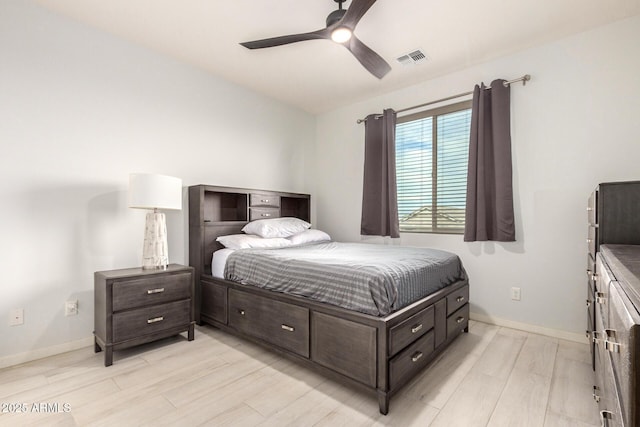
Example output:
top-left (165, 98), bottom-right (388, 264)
top-left (593, 246), bottom-right (640, 426)
top-left (94, 264), bottom-right (195, 366)
top-left (586, 181), bottom-right (640, 426)
top-left (587, 182), bottom-right (640, 366)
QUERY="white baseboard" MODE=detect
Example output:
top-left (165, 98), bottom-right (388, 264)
top-left (0, 336), bottom-right (94, 369)
top-left (470, 312), bottom-right (587, 344)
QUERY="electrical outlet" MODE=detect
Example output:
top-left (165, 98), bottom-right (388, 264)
top-left (9, 308), bottom-right (24, 326)
top-left (511, 287), bottom-right (521, 301)
top-left (65, 300), bottom-right (78, 316)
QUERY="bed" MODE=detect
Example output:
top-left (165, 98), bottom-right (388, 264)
top-left (188, 185), bottom-right (470, 414)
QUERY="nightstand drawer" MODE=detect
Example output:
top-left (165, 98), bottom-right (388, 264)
top-left (113, 299), bottom-right (191, 342)
top-left (112, 272), bottom-right (191, 311)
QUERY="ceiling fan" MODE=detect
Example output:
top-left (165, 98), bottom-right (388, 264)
top-left (240, 0), bottom-right (391, 79)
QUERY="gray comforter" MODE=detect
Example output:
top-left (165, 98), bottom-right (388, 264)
top-left (224, 241), bottom-right (466, 316)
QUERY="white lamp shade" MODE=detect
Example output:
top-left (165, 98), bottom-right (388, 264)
top-left (129, 173), bottom-right (182, 210)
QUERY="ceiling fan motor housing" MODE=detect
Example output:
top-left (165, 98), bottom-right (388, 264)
top-left (326, 9), bottom-right (347, 27)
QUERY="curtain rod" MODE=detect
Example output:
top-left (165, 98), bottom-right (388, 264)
top-left (356, 74), bottom-right (531, 124)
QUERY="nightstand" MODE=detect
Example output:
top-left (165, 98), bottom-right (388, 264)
top-left (94, 264), bottom-right (195, 366)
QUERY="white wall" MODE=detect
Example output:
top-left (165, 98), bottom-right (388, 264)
top-left (0, 1), bottom-right (315, 364)
top-left (314, 15), bottom-right (640, 338)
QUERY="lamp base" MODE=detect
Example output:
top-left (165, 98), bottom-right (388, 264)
top-left (142, 212), bottom-right (169, 270)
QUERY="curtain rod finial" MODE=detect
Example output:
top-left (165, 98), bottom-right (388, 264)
top-left (522, 74), bottom-right (531, 85)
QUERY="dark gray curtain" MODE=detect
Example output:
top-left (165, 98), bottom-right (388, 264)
top-left (361, 109), bottom-right (400, 238)
top-left (464, 79), bottom-right (515, 242)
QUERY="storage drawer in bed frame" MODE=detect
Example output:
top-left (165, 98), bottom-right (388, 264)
top-left (388, 304), bottom-right (434, 357)
top-left (199, 276), bottom-right (469, 415)
top-left (229, 289), bottom-right (310, 358)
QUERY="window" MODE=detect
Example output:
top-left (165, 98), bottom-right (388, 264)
top-left (395, 101), bottom-right (472, 234)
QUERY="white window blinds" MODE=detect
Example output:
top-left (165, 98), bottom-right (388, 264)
top-left (395, 101), bottom-right (472, 233)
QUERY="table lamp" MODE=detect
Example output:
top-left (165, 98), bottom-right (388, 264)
top-left (128, 173), bottom-right (182, 269)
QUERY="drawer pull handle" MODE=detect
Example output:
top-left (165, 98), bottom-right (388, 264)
top-left (600, 410), bottom-right (613, 423)
top-left (456, 316), bottom-right (465, 324)
top-left (456, 296), bottom-right (465, 303)
top-left (411, 352), bottom-right (423, 363)
top-left (147, 316), bottom-right (164, 324)
top-left (261, 213), bottom-right (271, 217)
top-left (604, 329), bottom-right (620, 353)
top-left (587, 238), bottom-right (592, 243)
top-left (595, 292), bottom-right (606, 305)
top-left (261, 199), bottom-right (270, 203)
top-left (586, 207), bottom-right (593, 212)
top-left (147, 288), bottom-right (165, 294)
top-left (411, 324), bottom-right (423, 334)
top-left (606, 341), bottom-right (621, 353)
top-left (238, 309), bottom-right (246, 316)
top-left (592, 331), bottom-right (603, 346)
top-left (593, 385), bottom-right (600, 402)
top-left (281, 324), bottom-right (295, 332)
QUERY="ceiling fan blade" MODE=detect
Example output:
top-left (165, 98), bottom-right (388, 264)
top-left (340, 0), bottom-right (378, 29)
top-left (345, 35), bottom-right (391, 79)
top-left (241, 28), bottom-right (330, 49)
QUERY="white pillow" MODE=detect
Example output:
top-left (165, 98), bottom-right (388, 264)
top-left (288, 229), bottom-right (331, 245)
top-left (216, 234), bottom-right (292, 249)
top-left (242, 217), bottom-right (311, 238)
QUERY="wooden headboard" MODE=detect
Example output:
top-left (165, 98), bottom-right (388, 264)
top-left (188, 184), bottom-right (311, 308)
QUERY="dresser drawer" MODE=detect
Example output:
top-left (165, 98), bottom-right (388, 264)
top-left (112, 272), bottom-right (191, 311)
top-left (596, 254), bottom-right (612, 329)
top-left (588, 225), bottom-right (597, 257)
top-left (113, 299), bottom-right (191, 342)
top-left (389, 305), bottom-right (434, 356)
top-left (587, 253), bottom-right (596, 293)
top-left (446, 285), bottom-right (469, 316)
top-left (587, 191), bottom-right (597, 225)
top-left (389, 330), bottom-right (435, 390)
top-left (229, 289), bottom-right (309, 357)
top-left (250, 193), bottom-right (280, 208)
top-left (249, 207), bottom-right (280, 221)
top-left (447, 304), bottom-right (469, 339)
top-left (606, 281), bottom-right (640, 427)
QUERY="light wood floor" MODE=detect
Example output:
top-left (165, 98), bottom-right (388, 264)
top-left (0, 321), bottom-right (600, 426)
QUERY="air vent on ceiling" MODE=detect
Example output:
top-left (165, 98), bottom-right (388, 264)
top-left (396, 49), bottom-right (428, 66)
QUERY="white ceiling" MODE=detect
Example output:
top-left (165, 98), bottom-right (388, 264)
top-left (35, 0), bottom-right (640, 114)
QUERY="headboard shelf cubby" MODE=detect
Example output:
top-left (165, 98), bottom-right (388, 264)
top-left (188, 185), bottom-right (311, 321)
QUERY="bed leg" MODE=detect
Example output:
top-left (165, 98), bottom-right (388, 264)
top-left (377, 390), bottom-right (389, 415)
top-left (188, 323), bottom-right (195, 341)
top-left (464, 325), bottom-right (469, 333)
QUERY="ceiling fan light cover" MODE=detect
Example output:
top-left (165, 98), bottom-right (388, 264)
top-left (331, 27), bottom-right (352, 43)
